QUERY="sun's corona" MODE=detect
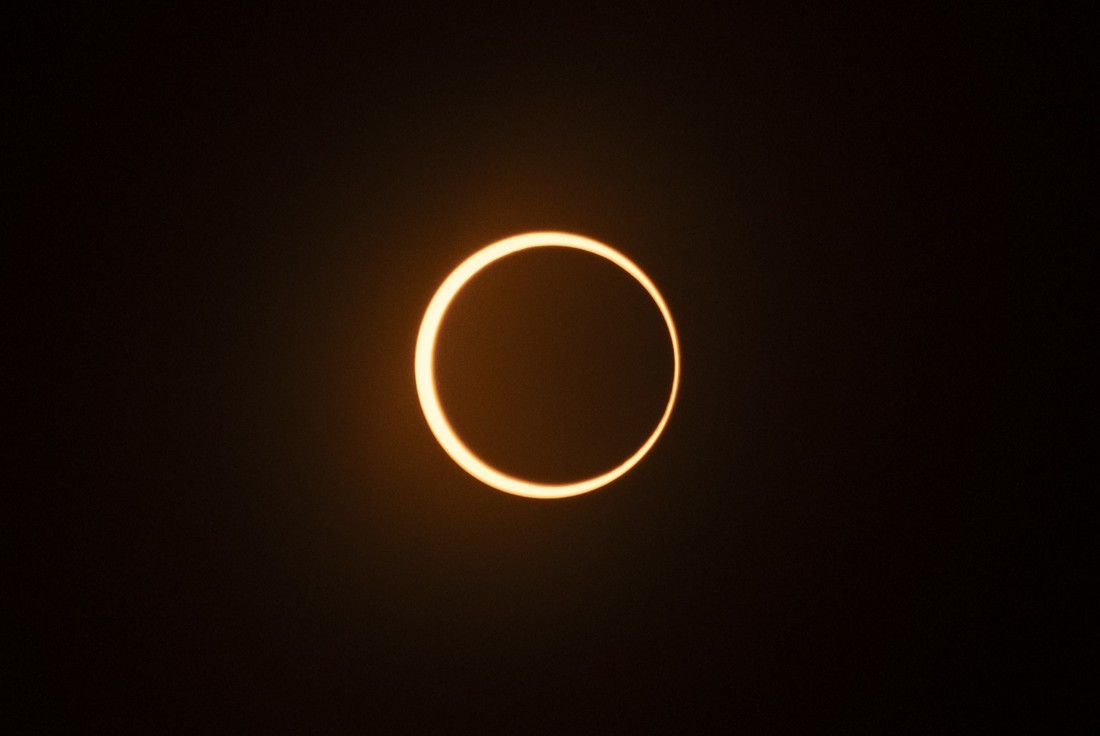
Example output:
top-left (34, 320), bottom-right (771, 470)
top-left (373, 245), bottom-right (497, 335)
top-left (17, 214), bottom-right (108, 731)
top-left (414, 232), bottom-right (680, 499)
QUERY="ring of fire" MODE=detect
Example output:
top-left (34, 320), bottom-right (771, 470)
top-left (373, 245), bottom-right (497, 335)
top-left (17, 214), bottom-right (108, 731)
top-left (414, 232), bottom-right (681, 499)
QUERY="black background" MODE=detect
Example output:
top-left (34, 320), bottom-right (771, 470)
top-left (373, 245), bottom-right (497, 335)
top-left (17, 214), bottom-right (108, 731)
top-left (12, 3), bottom-right (1081, 732)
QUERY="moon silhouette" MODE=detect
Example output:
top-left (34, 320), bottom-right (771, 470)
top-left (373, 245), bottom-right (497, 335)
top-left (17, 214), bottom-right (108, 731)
top-left (414, 232), bottom-right (680, 499)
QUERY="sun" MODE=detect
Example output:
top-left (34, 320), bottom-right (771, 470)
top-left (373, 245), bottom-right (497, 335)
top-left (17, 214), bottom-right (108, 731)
top-left (414, 232), bottom-right (680, 499)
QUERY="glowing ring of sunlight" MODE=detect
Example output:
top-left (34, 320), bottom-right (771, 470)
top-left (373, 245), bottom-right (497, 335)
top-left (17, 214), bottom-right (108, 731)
top-left (414, 232), bottom-right (680, 500)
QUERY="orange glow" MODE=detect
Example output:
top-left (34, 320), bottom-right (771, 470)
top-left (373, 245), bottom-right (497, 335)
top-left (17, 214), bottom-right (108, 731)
top-left (414, 232), bottom-right (680, 499)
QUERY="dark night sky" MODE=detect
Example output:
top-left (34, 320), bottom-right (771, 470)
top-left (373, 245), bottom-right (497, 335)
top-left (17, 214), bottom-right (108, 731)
top-left (12, 3), bottom-right (1082, 732)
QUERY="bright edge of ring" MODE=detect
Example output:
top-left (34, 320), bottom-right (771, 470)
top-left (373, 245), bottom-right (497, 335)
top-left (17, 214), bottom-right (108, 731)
top-left (414, 231), bottom-right (681, 499)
